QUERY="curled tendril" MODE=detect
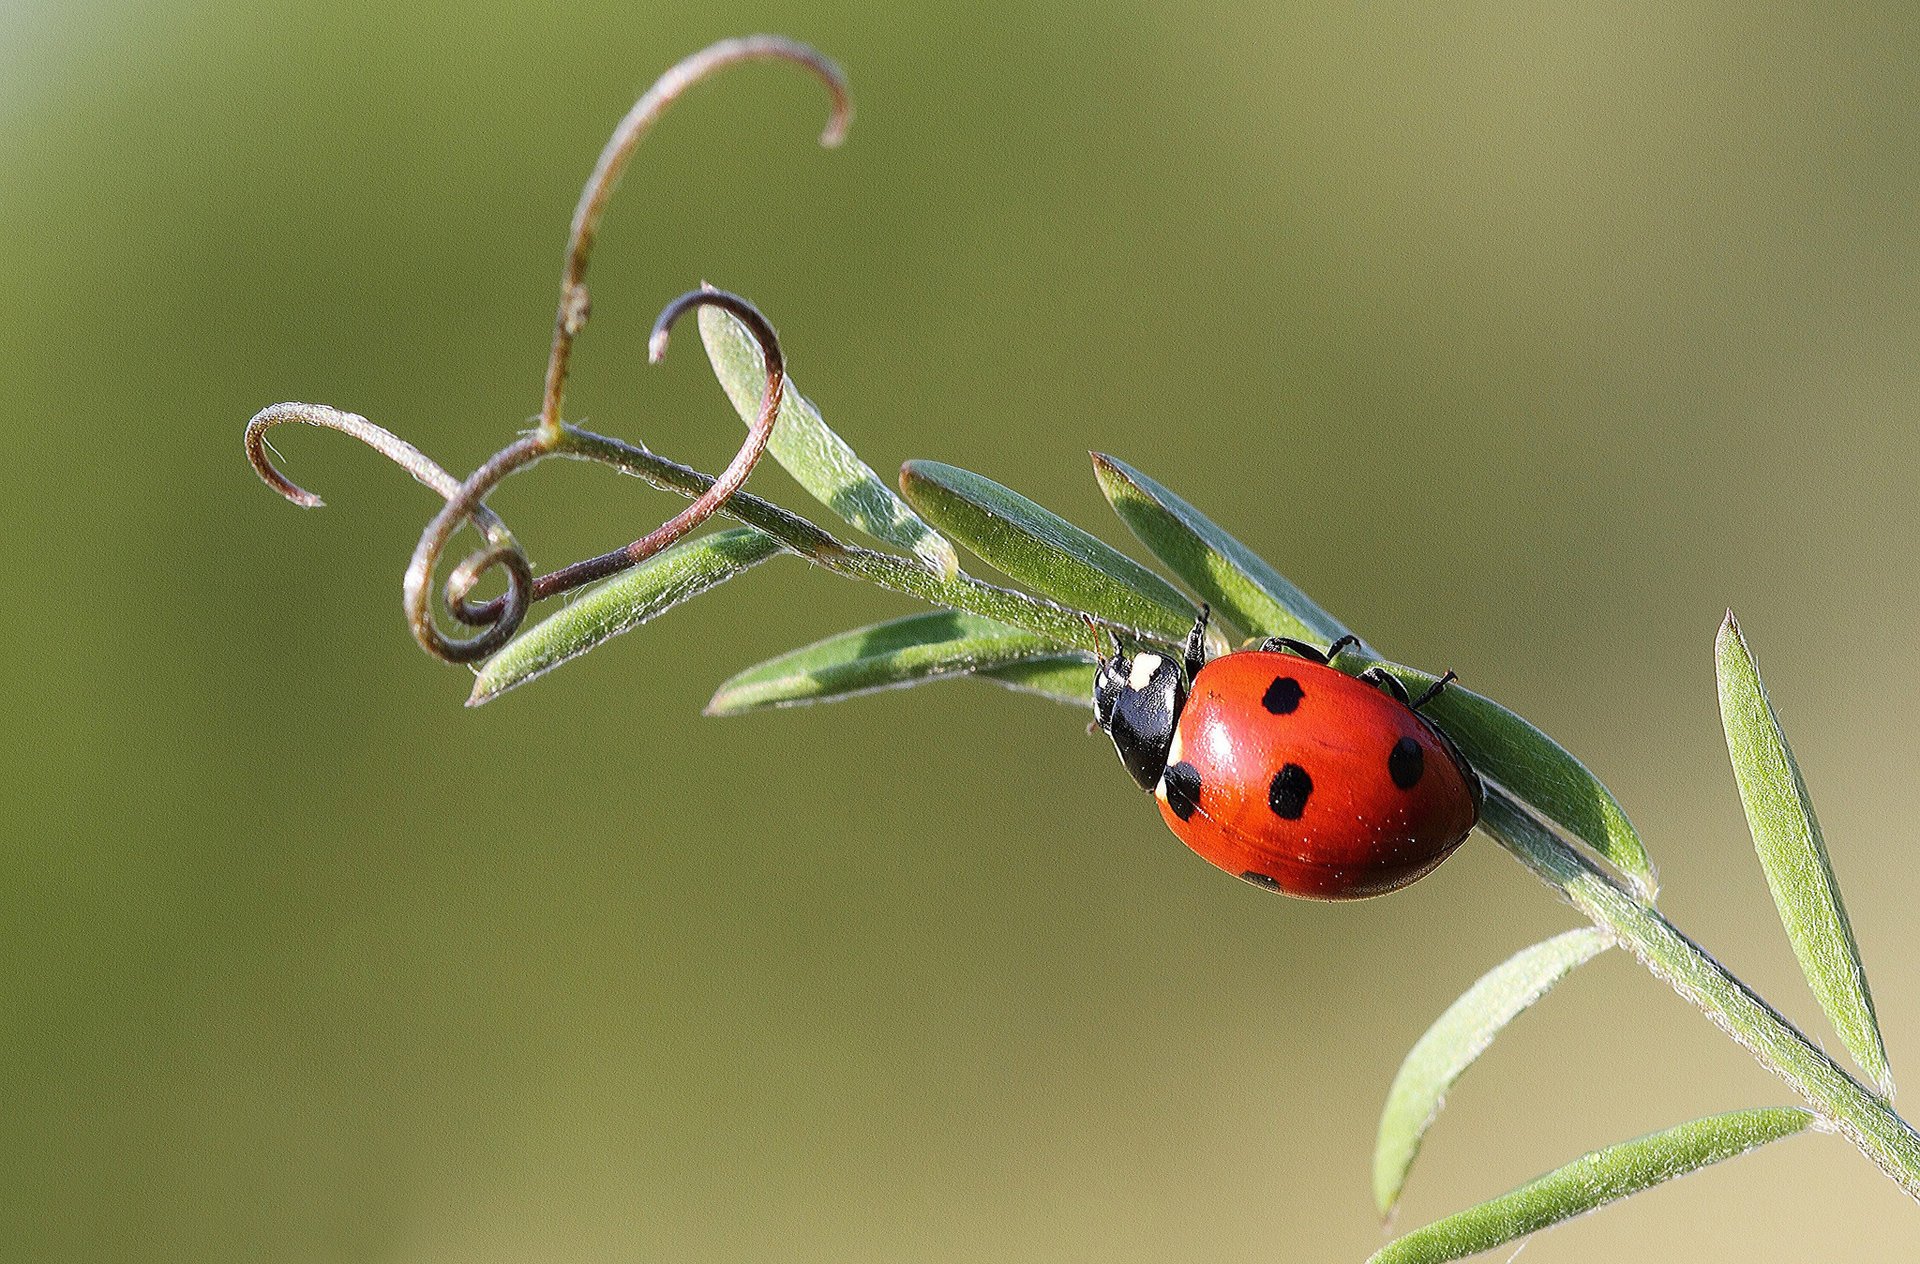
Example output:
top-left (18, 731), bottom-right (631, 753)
top-left (245, 402), bottom-right (510, 542)
top-left (401, 434), bottom-right (551, 662)
top-left (538, 34), bottom-right (849, 437)
top-left (397, 33), bottom-right (841, 665)
top-left (246, 36), bottom-right (846, 667)
top-left (405, 287), bottom-right (784, 661)
top-left (245, 402), bottom-right (538, 657)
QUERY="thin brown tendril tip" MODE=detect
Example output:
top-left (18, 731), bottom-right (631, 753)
top-left (630, 288), bottom-right (784, 557)
top-left (246, 404), bottom-right (479, 522)
top-left (244, 402), bottom-right (517, 552)
top-left (537, 35), bottom-right (848, 437)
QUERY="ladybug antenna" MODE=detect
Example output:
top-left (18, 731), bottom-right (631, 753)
top-left (1082, 613), bottom-right (1120, 659)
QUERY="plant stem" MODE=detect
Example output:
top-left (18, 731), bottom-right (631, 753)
top-left (556, 425), bottom-right (1177, 656)
top-left (1483, 787), bottom-right (1920, 1200)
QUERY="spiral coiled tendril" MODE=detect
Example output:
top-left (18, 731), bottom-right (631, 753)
top-left (404, 288), bottom-right (785, 662)
top-left (243, 36), bottom-right (846, 665)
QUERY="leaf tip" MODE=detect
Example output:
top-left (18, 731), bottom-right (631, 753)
top-left (921, 544), bottom-right (962, 581)
top-left (1088, 450), bottom-right (1132, 491)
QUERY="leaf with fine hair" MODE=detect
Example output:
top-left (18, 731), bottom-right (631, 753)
top-left (468, 528), bottom-right (785, 705)
top-left (898, 460), bottom-right (1207, 651)
top-left (978, 655), bottom-right (1095, 707)
top-left (1370, 662), bottom-right (1657, 901)
top-left (1717, 612), bottom-right (1892, 1096)
top-left (1090, 452), bottom-right (1353, 644)
top-left (1374, 929), bottom-right (1610, 1220)
top-left (1370, 1107), bottom-right (1818, 1263)
top-left (700, 303), bottom-right (959, 579)
top-left (705, 609), bottom-right (1087, 716)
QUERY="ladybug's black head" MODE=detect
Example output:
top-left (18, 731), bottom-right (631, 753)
top-left (1093, 646), bottom-right (1188, 792)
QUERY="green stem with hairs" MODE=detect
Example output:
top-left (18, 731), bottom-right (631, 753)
top-left (1482, 786), bottom-right (1920, 1200)
top-left (556, 425), bottom-right (1175, 657)
top-left (558, 421), bottom-right (1920, 1202)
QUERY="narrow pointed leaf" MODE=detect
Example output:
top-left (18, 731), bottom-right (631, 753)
top-left (1372, 663), bottom-right (1656, 901)
top-left (469, 528), bottom-right (784, 704)
top-left (977, 656), bottom-right (1095, 707)
top-left (1091, 452), bottom-right (1352, 644)
top-left (1374, 929), bottom-right (1610, 1219)
top-left (1370, 1107), bottom-right (1817, 1263)
top-left (705, 610), bottom-right (1086, 715)
top-left (701, 304), bottom-right (959, 579)
top-left (1717, 612), bottom-right (1891, 1096)
top-left (898, 460), bottom-right (1202, 648)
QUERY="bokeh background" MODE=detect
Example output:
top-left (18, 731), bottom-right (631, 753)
top-left (8, 2), bottom-right (1920, 1259)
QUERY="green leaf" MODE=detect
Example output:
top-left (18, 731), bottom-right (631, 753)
top-left (1717, 611), bottom-right (1892, 1096)
top-left (898, 460), bottom-right (1202, 648)
top-left (976, 655), bottom-right (1095, 707)
top-left (469, 528), bottom-right (784, 705)
top-left (705, 609), bottom-right (1085, 716)
top-left (700, 304), bottom-right (959, 579)
top-left (1373, 929), bottom-right (1610, 1220)
top-left (1370, 1107), bottom-right (1817, 1263)
top-left (1372, 663), bottom-right (1657, 901)
top-left (1090, 452), bottom-right (1352, 644)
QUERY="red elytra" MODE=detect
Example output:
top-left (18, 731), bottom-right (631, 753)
top-left (1155, 651), bottom-right (1479, 898)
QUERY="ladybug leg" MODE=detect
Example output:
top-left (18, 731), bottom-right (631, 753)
top-left (1356, 666), bottom-right (1413, 705)
top-left (1257, 636), bottom-right (1329, 664)
top-left (1257, 633), bottom-right (1360, 665)
top-left (1183, 603), bottom-right (1211, 680)
top-left (1409, 670), bottom-right (1459, 712)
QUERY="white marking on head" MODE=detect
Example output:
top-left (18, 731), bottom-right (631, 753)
top-left (1167, 728), bottom-right (1184, 767)
top-left (1129, 653), bottom-right (1164, 691)
top-left (1153, 774), bottom-right (1168, 801)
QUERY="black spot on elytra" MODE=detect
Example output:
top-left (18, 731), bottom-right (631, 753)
top-left (1389, 736), bottom-right (1425, 790)
top-left (1261, 676), bottom-right (1304, 715)
top-left (1268, 763), bottom-right (1313, 819)
top-left (1162, 761), bottom-right (1202, 821)
top-left (1240, 871), bottom-right (1284, 892)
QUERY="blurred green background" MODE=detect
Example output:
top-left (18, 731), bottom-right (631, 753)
top-left (7, 1), bottom-right (1920, 1259)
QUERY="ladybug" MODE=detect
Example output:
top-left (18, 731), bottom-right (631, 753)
top-left (1093, 606), bottom-right (1481, 899)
